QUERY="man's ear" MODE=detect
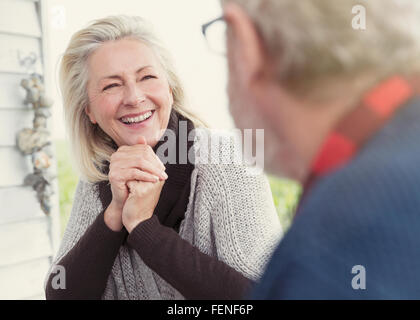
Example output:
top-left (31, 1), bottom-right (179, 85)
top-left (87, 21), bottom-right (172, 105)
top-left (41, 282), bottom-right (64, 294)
top-left (85, 105), bottom-right (97, 124)
top-left (223, 2), bottom-right (267, 86)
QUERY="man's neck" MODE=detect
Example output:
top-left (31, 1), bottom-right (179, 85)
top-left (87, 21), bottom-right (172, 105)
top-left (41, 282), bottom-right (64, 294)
top-left (257, 73), bottom-right (380, 183)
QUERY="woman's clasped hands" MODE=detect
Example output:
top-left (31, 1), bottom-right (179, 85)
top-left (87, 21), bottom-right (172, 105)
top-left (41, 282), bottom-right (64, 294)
top-left (104, 136), bottom-right (167, 232)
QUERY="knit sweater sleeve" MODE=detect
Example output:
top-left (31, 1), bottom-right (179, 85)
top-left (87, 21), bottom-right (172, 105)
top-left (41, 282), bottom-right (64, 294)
top-left (127, 215), bottom-right (253, 299)
top-left (45, 209), bottom-right (127, 299)
top-left (43, 180), bottom-right (124, 299)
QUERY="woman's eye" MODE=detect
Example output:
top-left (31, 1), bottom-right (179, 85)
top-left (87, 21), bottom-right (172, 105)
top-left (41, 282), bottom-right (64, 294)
top-left (102, 83), bottom-right (120, 91)
top-left (141, 75), bottom-right (156, 81)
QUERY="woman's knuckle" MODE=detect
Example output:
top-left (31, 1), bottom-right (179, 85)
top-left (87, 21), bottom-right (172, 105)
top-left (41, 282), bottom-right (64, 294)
top-left (110, 153), bottom-right (120, 163)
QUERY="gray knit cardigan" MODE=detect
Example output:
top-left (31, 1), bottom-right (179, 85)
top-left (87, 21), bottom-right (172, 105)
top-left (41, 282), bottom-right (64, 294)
top-left (45, 129), bottom-right (283, 299)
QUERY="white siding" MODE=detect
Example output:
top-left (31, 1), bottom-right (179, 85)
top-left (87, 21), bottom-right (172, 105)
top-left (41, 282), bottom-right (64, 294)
top-left (0, 218), bottom-right (52, 267)
top-left (0, 109), bottom-right (34, 146)
top-left (0, 258), bottom-right (50, 300)
top-left (0, 147), bottom-right (33, 187)
top-left (0, 186), bottom-right (44, 224)
top-left (0, 33), bottom-right (43, 74)
top-left (0, 0), bottom-right (59, 300)
top-left (0, 74), bottom-right (28, 109)
top-left (0, 0), bottom-right (41, 38)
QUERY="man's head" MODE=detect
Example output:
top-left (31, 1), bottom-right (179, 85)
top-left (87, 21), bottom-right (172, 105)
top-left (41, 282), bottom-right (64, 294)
top-left (221, 0), bottom-right (420, 181)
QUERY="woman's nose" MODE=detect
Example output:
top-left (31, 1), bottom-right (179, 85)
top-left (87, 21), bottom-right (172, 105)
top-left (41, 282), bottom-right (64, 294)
top-left (123, 83), bottom-right (145, 106)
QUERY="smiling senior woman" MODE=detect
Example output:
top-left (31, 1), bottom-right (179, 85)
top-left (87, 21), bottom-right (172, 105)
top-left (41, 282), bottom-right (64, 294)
top-left (44, 15), bottom-right (281, 300)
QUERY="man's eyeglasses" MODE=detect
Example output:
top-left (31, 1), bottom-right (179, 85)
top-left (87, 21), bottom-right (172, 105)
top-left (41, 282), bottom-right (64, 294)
top-left (201, 16), bottom-right (226, 56)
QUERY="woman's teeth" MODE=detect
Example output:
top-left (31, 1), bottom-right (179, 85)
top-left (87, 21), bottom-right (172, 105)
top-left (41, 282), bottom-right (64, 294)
top-left (121, 111), bottom-right (153, 124)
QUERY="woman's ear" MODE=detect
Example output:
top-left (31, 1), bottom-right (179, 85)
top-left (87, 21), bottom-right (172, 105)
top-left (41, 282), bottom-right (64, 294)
top-left (85, 105), bottom-right (97, 124)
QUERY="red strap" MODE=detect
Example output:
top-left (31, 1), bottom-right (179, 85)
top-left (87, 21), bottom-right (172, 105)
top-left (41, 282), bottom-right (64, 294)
top-left (363, 76), bottom-right (413, 117)
top-left (312, 133), bottom-right (356, 175)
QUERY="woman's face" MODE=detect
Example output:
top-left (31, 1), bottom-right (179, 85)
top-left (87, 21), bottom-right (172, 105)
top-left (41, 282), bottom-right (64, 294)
top-left (86, 38), bottom-right (173, 147)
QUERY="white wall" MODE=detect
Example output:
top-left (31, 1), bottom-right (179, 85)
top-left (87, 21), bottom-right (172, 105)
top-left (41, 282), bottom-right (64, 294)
top-left (45, 0), bottom-right (233, 141)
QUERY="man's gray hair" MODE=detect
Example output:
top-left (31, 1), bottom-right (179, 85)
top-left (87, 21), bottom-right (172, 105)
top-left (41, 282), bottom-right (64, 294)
top-left (223, 0), bottom-right (420, 93)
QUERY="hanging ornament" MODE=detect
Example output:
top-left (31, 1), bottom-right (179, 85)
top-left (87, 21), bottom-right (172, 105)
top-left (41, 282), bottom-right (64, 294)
top-left (17, 70), bottom-right (55, 215)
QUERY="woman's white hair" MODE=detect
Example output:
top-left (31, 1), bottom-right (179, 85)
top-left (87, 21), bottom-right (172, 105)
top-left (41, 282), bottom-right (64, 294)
top-left (222, 0), bottom-right (420, 93)
top-left (60, 15), bottom-right (204, 183)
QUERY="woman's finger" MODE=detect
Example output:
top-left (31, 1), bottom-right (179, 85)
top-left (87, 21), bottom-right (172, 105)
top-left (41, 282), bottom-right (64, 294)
top-left (137, 159), bottom-right (168, 180)
top-left (112, 154), bottom-right (167, 179)
top-left (115, 145), bottom-right (166, 172)
top-left (122, 168), bottom-right (161, 183)
top-left (153, 153), bottom-right (166, 170)
top-left (134, 144), bottom-right (166, 170)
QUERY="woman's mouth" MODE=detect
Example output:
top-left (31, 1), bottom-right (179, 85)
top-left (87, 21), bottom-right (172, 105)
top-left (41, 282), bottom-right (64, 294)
top-left (119, 110), bottom-right (154, 126)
